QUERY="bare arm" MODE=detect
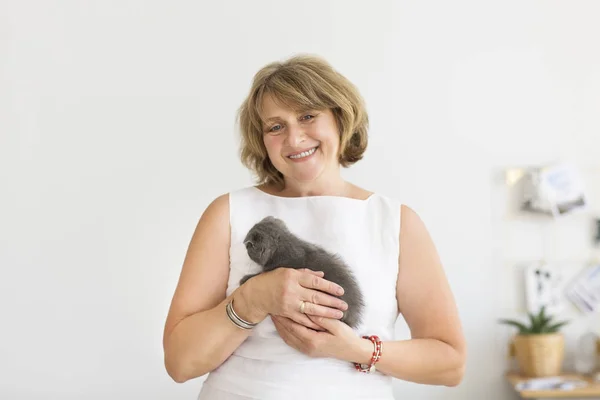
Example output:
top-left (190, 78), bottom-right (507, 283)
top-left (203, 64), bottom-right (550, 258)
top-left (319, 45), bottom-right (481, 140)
top-left (354, 204), bottom-right (466, 386)
top-left (162, 194), bottom-right (267, 383)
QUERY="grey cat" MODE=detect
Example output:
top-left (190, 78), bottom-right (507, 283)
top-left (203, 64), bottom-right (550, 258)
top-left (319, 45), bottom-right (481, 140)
top-left (239, 216), bottom-right (365, 329)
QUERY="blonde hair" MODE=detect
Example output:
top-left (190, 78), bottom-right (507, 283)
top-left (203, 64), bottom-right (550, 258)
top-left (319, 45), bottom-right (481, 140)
top-left (237, 54), bottom-right (369, 188)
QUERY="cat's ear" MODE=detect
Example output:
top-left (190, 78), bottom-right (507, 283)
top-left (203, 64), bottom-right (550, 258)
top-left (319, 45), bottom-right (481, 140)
top-left (267, 216), bottom-right (287, 230)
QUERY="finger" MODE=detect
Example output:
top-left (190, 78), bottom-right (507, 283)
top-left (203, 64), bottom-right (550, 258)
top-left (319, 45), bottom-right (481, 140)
top-left (274, 313), bottom-right (320, 332)
top-left (282, 316), bottom-right (315, 340)
top-left (300, 298), bottom-right (345, 320)
top-left (298, 274), bottom-right (345, 297)
top-left (300, 269), bottom-right (325, 277)
top-left (291, 312), bottom-right (323, 331)
top-left (272, 315), bottom-right (288, 333)
top-left (273, 315), bottom-right (295, 330)
top-left (302, 289), bottom-right (348, 313)
top-left (307, 315), bottom-right (342, 334)
top-left (273, 316), bottom-right (309, 343)
top-left (272, 317), bottom-right (299, 345)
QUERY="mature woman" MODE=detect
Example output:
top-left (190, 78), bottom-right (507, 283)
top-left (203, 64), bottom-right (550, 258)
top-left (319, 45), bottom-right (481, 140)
top-left (163, 55), bottom-right (466, 399)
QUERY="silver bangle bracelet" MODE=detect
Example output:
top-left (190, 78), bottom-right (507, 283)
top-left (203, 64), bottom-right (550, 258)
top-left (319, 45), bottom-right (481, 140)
top-left (226, 299), bottom-right (258, 330)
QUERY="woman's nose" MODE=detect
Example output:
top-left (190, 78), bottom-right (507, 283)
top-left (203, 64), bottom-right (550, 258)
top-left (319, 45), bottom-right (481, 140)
top-left (285, 123), bottom-right (306, 147)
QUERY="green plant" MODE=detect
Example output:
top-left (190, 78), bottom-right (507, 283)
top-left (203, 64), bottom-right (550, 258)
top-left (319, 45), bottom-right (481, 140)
top-left (498, 305), bottom-right (569, 335)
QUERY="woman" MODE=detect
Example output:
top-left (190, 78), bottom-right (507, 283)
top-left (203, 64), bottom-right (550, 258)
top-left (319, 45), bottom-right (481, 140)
top-left (162, 55), bottom-right (466, 399)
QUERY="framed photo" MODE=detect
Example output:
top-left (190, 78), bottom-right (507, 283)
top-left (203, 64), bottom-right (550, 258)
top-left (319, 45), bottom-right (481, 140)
top-left (565, 263), bottom-right (600, 314)
top-left (524, 261), bottom-right (566, 315)
top-left (521, 163), bottom-right (588, 218)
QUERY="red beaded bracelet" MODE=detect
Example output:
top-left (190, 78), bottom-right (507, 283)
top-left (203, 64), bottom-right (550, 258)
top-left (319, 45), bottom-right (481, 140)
top-left (354, 335), bottom-right (382, 373)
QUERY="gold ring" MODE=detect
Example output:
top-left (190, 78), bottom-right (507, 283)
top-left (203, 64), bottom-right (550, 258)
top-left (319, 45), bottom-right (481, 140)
top-left (299, 301), bottom-right (306, 314)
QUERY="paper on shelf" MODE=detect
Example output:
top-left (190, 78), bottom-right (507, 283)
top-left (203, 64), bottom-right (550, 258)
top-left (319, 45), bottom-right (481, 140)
top-left (515, 376), bottom-right (588, 391)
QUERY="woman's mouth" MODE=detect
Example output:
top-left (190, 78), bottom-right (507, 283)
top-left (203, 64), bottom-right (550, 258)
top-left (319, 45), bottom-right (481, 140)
top-left (287, 146), bottom-right (318, 160)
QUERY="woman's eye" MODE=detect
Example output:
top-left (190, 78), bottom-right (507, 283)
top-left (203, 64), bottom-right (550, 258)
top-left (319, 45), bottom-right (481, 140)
top-left (269, 124), bottom-right (282, 132)
top-left (301, 114), bottom-right (314, 121)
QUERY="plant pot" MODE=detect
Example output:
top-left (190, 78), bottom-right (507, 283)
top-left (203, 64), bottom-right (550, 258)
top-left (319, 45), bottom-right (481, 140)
top-left (513, 333), bottom-right (565, 377)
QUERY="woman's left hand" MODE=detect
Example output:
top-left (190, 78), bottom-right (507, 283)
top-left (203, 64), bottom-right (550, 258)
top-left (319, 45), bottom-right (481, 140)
top-left (271, 314), bottom-right (371, 363)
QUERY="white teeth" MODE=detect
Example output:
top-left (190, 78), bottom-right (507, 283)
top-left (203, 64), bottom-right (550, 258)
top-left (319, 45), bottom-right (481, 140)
top-left (289, 147), bottom-right (317, 159)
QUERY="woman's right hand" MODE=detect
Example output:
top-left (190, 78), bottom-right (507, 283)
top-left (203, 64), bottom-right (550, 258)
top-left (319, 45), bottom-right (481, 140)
top-left (240, 268), bottom-right (348, 330)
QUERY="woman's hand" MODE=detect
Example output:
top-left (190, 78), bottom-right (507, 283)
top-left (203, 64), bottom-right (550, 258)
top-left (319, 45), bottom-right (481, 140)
top-left (240, 268), bottom-right (349, 330)
top-left (272, 315), bottom-right (372, 363)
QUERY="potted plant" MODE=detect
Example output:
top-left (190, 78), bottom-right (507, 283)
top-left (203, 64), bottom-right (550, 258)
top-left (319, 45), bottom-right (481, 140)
top-left (499, 305), bottom-right (569, 377)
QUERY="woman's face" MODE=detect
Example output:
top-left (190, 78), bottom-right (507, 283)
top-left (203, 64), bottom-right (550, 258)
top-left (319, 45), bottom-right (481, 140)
top-left (260, 94), bottom-right (340, 184)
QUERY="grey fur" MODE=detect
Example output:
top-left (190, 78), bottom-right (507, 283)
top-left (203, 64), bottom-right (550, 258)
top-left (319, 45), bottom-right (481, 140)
top-left (239, 216), bottom-right (365, 328)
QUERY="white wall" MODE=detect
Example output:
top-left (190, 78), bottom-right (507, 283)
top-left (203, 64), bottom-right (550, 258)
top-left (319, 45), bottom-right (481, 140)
top-left (2, 1), bottom-right (600, 399)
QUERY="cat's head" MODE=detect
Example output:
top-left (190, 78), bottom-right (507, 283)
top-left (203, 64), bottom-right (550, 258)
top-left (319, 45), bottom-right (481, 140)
top-left (243, 216), bottom-right (288, 266)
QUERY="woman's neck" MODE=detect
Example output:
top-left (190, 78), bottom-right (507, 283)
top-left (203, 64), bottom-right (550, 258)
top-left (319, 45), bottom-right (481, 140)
top-left (275, 174), bottom-right (350, 198)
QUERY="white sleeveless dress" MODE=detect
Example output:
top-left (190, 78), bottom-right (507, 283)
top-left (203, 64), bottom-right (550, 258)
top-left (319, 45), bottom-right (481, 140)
top-left (198, 186), bottom-right (402, 400)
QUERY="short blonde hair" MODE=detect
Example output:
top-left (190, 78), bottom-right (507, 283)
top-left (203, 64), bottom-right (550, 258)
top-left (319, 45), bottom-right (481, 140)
top-left (237, 54), bottom-right (369, 188)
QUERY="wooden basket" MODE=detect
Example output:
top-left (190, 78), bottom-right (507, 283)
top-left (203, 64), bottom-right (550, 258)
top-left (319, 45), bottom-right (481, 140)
top-left (513, 333), bottom-right (564, 377)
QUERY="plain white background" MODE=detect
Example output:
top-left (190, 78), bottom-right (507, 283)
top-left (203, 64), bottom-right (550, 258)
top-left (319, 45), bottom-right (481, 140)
top-left (2, 1), bottom-right (600, 399)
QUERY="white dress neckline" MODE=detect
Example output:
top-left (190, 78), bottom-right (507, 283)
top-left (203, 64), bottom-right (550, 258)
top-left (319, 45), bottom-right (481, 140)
top-left (251, 185), bottom-right (376, 203)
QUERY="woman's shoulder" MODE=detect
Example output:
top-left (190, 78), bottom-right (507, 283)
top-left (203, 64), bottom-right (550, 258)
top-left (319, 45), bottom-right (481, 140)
top-left (200, 186), bottom-right (260, 228)
top-left (344, 182), bottom-right (394, 200)
top-left (354, 186), bottom-right (402, 209)
top-left (208, 185), bottom-right (259, 202)
top-left (199, 192), bottom-right (230, 222)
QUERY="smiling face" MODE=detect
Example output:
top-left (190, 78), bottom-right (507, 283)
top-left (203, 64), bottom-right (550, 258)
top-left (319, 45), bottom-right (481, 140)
top-left (237, 55), bottom-right (370, 189)
top-left (260, 94), bottom-right (341, 184)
